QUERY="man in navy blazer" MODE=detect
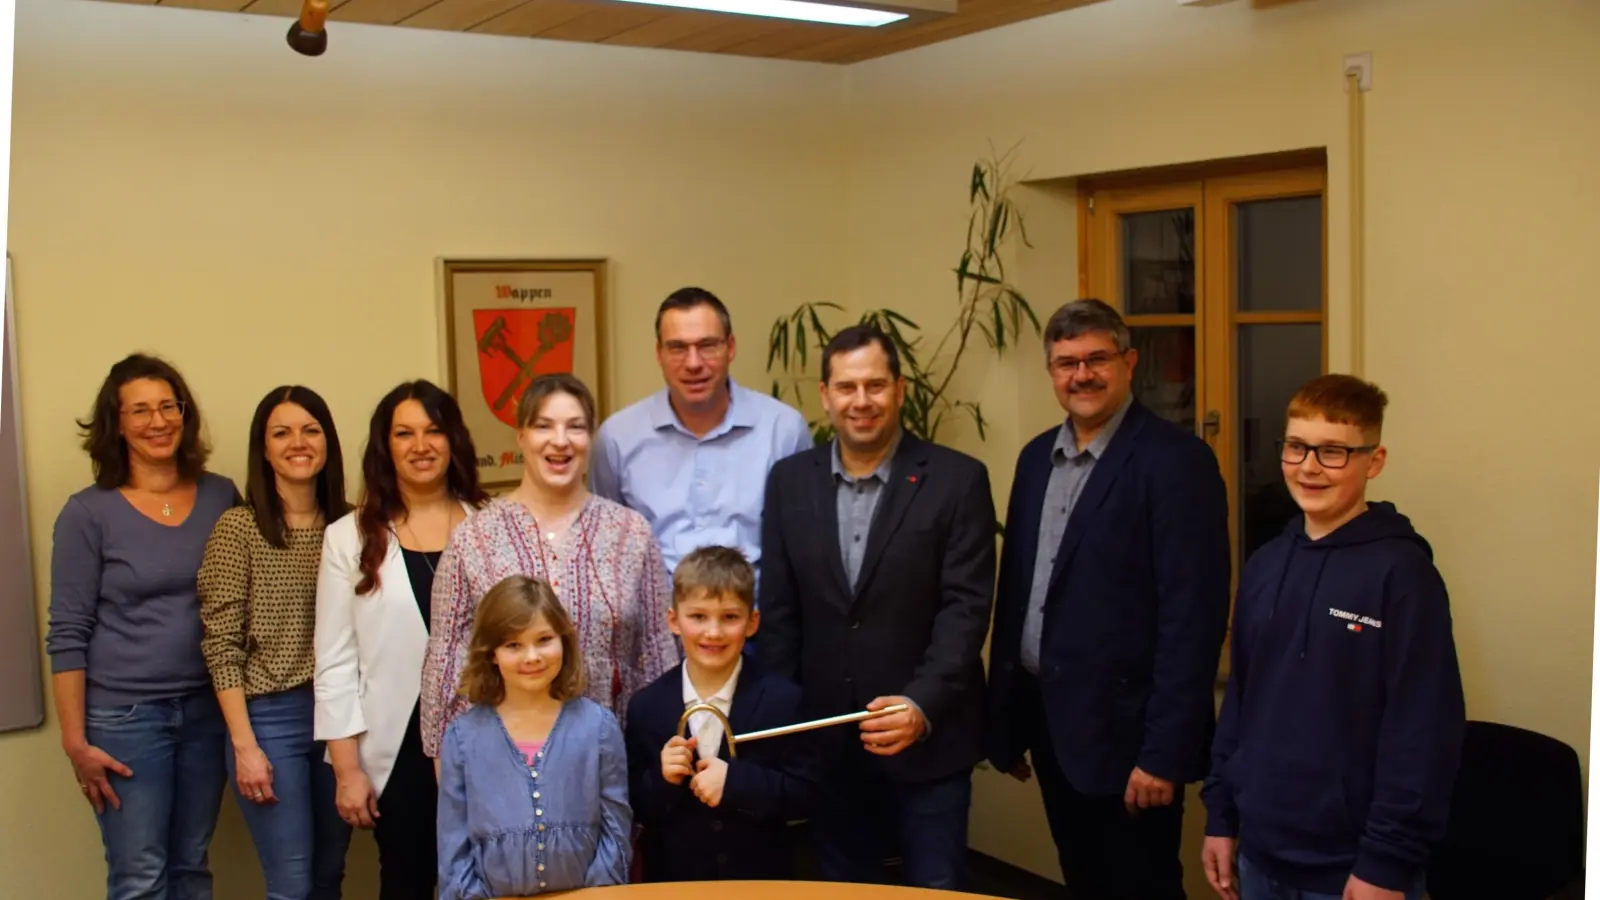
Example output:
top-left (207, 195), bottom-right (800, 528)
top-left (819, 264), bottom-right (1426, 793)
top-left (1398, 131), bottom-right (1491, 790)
top-left (761, 324), bottom-right (997, 891)
top-left (987, 299), bottom-right (1232, 900)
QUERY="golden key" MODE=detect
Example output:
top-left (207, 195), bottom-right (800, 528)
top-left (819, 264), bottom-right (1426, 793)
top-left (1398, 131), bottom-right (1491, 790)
top-left (675, 703), bottom-right (910, 759)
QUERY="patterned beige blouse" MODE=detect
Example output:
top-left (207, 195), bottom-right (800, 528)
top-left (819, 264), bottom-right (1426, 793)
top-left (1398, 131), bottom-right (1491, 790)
top-left (419, 494), bottom-right (679, 758)
top-left (198, 506), bottom-right (324, 698)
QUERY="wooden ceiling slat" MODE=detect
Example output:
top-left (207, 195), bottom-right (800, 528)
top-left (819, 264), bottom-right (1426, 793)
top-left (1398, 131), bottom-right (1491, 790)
top-left (774, 0), bottom-right (1048, 61)
top-left (109, 0), bottom-right (1118, 63)
top-left (661, 16), bottom-right (787, 52)
top-left (331, 0), bottom-right (440, 25)
top-left (396, 0), bottom-right (529, 30)
top-left (159, 0), bottom-right (252, 11)
top-left (599, 10), bottom-right (730, 47)
top-left (469, 0), bottom-right (600, 35)
top-left (826, 0), bottom-right (1098, 60)
top-left (772, 0), bottom-right (1016, 61)
top-left (717, 21), bottom-right (843, 58)
top-left (536, 4), bottom-right (673, 42)
top-left (761, 0), bottom-right (998, 63)
top-left (240, 0), bottom-right (303, 17)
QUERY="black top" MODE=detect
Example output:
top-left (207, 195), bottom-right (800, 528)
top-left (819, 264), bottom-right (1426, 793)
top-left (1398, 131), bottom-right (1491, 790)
top-left (401, 547), bottom-right (443, 634)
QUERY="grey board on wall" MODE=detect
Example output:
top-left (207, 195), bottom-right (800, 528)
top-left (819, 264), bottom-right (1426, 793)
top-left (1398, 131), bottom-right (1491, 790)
top-left (0, 253), bottom-right (44, 734)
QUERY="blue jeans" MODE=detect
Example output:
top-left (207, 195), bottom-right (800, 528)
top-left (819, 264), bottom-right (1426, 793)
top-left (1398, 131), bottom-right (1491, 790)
top-left (1237, 851), bottom-right (1427, 900)
top-left (226, 687), bottom-right (351, 900)
top-left (810, 748), bottom-right (974, 891)
top-left (85, 691), bottom-right (228, 900)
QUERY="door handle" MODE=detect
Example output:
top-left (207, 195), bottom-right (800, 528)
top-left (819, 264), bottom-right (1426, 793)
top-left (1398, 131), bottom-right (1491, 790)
top-left (1203, 409), bottom-right (1221, 439)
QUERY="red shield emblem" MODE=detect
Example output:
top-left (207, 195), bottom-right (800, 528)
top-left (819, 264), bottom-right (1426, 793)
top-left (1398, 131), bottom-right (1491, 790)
top-left (473, 308), bottom-right (577, 427)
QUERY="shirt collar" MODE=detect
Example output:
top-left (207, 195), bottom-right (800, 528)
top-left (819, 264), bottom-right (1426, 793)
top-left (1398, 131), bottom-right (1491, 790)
top-left (1055, 394), bottom-right (1134, 463)
top-left (831, 430), bottom-right (901, 484)
top-left (681, 656), bottom-right (743, 707)
top-left (649, 378), bottom-right (759, 435)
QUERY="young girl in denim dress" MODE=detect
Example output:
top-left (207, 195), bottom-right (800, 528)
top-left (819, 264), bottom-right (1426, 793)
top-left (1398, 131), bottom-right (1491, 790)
top-left (436, 574), bottom-right (632, 900)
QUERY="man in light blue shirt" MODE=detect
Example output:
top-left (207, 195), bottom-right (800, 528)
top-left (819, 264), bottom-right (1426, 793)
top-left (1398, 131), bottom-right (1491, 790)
top-left (591, 287), bottom-right (813, 592)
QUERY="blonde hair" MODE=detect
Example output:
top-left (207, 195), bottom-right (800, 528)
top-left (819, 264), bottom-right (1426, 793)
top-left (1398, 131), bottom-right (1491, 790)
top-left (458, 574), bottom-right (585, 706)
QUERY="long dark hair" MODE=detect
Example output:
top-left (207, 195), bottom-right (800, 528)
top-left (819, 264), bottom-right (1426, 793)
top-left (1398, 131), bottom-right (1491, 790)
top-left (355, 380), bottom-right (487, 595)
top-left (245, 386), bottom-right (350, 548)
top-left (77, 353), bottom-right (211, 490)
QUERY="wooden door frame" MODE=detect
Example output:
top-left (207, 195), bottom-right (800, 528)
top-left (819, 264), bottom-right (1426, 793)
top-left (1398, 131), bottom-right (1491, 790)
top-left (1075, 152), bottom-right (1329, 682)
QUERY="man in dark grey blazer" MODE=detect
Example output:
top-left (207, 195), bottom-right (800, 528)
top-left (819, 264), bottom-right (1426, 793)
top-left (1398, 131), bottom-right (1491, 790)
top-left (759, 323), bottom-right (998, 891)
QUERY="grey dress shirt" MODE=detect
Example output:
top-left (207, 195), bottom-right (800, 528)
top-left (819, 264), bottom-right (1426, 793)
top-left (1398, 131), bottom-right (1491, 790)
top-left (1020, 395), bottom-right (1133, 674)
top-left (831, 435), bottom-right (899, 589)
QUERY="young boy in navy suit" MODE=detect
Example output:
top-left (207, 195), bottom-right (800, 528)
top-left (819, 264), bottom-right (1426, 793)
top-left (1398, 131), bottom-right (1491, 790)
top-left (1200, 374), bottom-right (1465, 900)
top-left (624, 546), bottom-right (821, 882)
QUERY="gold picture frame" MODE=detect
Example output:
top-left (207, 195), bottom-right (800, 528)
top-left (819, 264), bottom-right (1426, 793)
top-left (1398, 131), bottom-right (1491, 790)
top-left (438, 257), bottom-right (609, 491)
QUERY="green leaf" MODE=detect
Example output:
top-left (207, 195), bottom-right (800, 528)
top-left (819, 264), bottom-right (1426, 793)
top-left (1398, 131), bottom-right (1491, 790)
top-left (795, 318), bottom-right (808, 369)
top-left (953, 267), bottom-right (1002, 286)
top-left (986, 198), bottom-right (1007, 257)
top-left (991, 299), bottom-right (1007, 351)
top-left (970, 163), bottom-right (989, 203)
top-left (882, 309), bottom-right (920, 330)
top-left (808, 306), bottom-right (832, 353)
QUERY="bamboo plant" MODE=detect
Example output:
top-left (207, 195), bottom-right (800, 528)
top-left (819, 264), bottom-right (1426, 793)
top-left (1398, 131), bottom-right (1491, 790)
top-left (767, 142), bottom-right (1041, 447)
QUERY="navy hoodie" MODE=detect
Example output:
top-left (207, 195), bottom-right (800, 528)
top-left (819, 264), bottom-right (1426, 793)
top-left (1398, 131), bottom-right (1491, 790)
top-left (1200, 501), bottom-right (1465, 894)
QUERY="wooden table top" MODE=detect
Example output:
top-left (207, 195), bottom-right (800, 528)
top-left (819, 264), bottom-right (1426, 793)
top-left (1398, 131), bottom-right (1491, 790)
top-left (502, 881), bottom-right (1014, 899)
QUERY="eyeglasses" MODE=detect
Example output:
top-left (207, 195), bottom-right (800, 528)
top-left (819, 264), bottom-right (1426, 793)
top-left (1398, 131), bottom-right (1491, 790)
top-left (661, 338), bottom-right (728, 361)
top-left (1277, 439), bottom-right (1375, 469)
top-left (1051, 352), bottom-right (1123, 374)
top-left (122, 400), bottom-right (186, 427)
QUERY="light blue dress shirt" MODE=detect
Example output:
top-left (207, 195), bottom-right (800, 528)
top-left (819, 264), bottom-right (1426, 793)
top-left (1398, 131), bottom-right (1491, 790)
top-left (591, 379), bottom-right (814, 590)
top-left (436, 699), bottom-right (632, 900)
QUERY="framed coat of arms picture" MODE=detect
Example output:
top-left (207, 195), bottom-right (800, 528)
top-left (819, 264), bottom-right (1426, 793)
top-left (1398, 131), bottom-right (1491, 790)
top-left (438, 257), bottom-right (609, 491)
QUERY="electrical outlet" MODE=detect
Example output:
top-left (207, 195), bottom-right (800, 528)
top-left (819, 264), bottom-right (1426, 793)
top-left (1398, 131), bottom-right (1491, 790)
top-left (1343, 51), bottom-right (1373, 91)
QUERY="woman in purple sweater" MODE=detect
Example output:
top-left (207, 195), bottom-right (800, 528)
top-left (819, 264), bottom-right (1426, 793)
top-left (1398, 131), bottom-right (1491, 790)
top-left (44, 354), bottom-right (241, 900)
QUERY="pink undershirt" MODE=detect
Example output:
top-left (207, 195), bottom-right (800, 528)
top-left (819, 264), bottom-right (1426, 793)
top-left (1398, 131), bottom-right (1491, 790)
top-left (516, 740), bottom-right (544, 766)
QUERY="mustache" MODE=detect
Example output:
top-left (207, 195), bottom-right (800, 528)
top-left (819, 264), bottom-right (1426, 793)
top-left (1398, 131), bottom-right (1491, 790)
top-left (1069, 380), bottom-right (1106, 393)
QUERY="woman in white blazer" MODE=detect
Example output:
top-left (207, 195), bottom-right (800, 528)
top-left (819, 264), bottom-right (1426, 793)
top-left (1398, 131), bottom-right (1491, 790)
top-left (313, 380), bottom-right (487, 900)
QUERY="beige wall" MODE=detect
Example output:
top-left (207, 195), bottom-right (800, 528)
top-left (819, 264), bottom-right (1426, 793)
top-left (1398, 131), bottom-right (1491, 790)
top-left (6, 0), bottom-right (1598, 894)
top-left (2, 0), bottom-right (843, 894)
top-left (841, 0), bottom-right (1600, 889)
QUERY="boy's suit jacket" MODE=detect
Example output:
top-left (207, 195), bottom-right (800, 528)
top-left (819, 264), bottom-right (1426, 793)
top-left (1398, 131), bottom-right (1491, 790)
top-left (624, 656), bottom-right (822, 882)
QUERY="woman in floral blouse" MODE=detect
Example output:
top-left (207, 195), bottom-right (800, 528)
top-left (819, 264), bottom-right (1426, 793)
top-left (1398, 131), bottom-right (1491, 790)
top-left (419, 373), bottom-right (679, 760)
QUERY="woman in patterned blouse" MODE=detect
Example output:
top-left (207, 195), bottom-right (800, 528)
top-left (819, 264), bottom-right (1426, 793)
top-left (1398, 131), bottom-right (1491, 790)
top-left (419, 373), bottom-right (680, 760)
top-left (197, 385), bottom-right (352, 899)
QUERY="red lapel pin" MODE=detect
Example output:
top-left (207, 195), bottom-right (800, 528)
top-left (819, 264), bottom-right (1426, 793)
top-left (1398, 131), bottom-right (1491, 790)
top-left (907, 475), bottom-right (918, 483)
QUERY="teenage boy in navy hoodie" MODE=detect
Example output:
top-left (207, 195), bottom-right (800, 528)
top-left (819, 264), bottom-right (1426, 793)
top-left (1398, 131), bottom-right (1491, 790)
top-left (1200, 374), bottom-right (1465, 900)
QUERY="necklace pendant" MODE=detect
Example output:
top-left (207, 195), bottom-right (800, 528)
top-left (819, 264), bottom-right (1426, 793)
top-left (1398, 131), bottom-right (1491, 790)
top-left (162, 502), bottom-right (172, 518)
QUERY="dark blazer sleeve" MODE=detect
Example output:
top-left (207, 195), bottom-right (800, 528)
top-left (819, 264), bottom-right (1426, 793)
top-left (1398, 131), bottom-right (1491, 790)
top-left (901, 461), bottom-right (998, 728)
top-left (625, 689), bottom-right (689, 826)
top-left (1138, 437), bottom-right (1233, 783)
top-left (756, 462), bottom-right (801, 681)
top-left (721, 677), bottom-right (823, 822)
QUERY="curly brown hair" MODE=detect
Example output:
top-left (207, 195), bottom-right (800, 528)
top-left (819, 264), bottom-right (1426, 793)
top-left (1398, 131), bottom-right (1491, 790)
top-left (76, 354), bottom-right (211, 489)
top-left (459, 575), bottom-right (585, 707)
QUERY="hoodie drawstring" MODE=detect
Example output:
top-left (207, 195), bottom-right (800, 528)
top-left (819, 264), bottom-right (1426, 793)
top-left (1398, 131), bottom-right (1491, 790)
top-left (1296, 551), bottom-right (1331, 659)
top-left (1269, 536), bottom-right (1333, 659)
